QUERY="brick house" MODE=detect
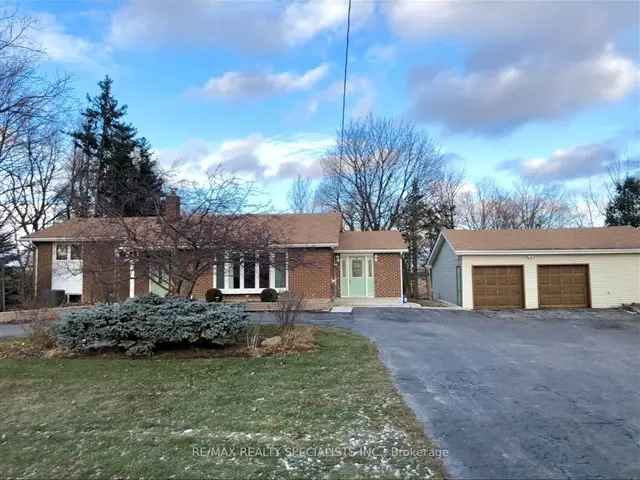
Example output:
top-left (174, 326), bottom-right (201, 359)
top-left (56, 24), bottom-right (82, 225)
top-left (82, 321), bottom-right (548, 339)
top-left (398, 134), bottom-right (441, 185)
top-left (26, 203), bottom-right (407, 305)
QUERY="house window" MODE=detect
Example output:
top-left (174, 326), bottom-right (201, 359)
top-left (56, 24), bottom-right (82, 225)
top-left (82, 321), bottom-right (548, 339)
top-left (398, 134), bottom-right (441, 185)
top-left (244, 254), bottom-right (256, 289)
top-left (149, 264), bottom-right (171, 296)
top-left (56, 244), bottom-right (68, 260)
top-left (56, 244), bottom-right (82, 261)
top-left (215, 254), bottom-right (225, 289)
top-left (274, 252), bottom-right (286, 288)
top-left (259, 253), bottom-right (270, 289)
top-left (231, 254), bottom-right (241, 289)
top-left (216, 251), bottom-right (287, 292)
top-left (70, 244), bottom-right (82, 260)
top-left (367, 257), bottom-right (373, 277)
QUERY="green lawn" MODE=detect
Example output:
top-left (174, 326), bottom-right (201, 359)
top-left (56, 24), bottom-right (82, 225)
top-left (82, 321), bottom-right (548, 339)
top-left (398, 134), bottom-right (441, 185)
top-left (0, 327), bottom-right (444, 479)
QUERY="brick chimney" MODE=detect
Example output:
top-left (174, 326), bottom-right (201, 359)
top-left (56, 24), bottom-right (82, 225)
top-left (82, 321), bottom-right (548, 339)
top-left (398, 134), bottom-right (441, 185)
top-left (164, 190), bottom-right (181, 220)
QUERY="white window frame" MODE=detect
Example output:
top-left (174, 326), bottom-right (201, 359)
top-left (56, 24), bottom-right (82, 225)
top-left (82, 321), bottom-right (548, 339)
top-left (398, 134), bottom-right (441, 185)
top-left (55, 243), bottom-right (83, 260)
top-left (213, 252), bottom-right (288, 294)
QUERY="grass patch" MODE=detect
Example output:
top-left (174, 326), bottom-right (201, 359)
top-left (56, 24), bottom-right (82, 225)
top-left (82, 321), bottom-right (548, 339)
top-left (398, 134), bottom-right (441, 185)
top-left (0, 327), bottom-right (444, 479)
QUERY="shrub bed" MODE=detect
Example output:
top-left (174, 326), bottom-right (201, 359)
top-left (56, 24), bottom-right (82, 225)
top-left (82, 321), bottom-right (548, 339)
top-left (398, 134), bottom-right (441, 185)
top-left (54, 295), bottom-right (247, 356)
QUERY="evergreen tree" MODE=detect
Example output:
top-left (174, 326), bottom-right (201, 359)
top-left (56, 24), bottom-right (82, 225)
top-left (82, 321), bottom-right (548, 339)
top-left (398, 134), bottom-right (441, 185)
top-left (399, 179), bottom-right (428, 297)
top-left (0, 230), bottom-right (17, 311)
top-left (70, 76), bottom-right (163, 217)
top-left (605, 176), bottom-right (640, 227)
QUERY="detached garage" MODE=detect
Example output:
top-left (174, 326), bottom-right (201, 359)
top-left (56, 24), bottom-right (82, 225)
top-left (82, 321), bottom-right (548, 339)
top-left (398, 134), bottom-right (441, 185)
top-left (428, 227), bottom-right (640, 310)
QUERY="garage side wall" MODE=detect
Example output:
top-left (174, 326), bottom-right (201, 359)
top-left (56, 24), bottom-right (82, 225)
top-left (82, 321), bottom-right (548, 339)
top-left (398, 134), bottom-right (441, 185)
top-left (461, 253), bottom-right (640, 309)
top-left (431, 241), bottom-right (460, 305)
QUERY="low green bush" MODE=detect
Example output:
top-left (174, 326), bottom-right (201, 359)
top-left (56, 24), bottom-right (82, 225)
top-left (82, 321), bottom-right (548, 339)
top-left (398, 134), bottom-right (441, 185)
top-left (260, 288), bottom-right (278, 302)
top-left (54, 295), bottom-right (247, 356)
top-left (205, 288), bottom-right (223, 303)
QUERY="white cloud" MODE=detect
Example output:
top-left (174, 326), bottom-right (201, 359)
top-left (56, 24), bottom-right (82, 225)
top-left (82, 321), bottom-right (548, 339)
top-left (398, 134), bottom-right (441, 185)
top-left (499, 142), bottom-right (619, 182)
top-left (195, 64), bottom-right (330, 100)
top-left (109, 0), bottom-right (374, 52)
top-left (156, 134), bottom-right (334, 183)
top-left (409, 48), bottom-right (639, 135)
top-left (385, 0), bottom-right (638, 67)
top-left (30, 14), bottom-right (110, 70)
top-left (387, 0), bottom-right (639, 134)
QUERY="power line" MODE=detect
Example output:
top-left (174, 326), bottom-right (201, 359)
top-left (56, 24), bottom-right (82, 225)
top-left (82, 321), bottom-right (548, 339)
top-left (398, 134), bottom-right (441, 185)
top-left (339, 0), bottom-right (352, 157)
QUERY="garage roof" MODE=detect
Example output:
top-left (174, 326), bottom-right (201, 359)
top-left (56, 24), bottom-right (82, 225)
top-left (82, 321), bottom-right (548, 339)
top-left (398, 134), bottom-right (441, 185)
top-left (442, 226), bottom-right (640, 252)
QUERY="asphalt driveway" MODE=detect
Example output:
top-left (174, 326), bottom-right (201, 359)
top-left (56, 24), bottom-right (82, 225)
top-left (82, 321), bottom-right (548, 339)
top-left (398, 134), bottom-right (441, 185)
top-left (5, 307), bottom-right (639, 478)
top-left (259, 308), bottom-right (640, 479)
top-left (0, 323), bottom-right (28, 338)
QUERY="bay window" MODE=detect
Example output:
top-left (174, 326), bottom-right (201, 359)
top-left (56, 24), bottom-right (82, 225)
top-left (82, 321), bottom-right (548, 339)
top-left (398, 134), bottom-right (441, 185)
top-left (214, 251), bottom-right (287, 292)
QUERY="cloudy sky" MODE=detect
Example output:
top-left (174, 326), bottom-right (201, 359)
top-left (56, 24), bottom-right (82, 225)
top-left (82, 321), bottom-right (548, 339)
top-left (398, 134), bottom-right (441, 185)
top-left (21, 0), bottom-right (640, 208)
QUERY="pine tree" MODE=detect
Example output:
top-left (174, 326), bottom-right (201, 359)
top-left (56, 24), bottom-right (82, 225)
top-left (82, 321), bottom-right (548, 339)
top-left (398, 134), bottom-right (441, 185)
top-left (70, 76), bottom-right (163, 217)
top-left (605, 176), bottom-right (640, 227)
top-left (0, 230), bottom-right (16, 311)
top-left (399, 179), bottom-right (428, 297)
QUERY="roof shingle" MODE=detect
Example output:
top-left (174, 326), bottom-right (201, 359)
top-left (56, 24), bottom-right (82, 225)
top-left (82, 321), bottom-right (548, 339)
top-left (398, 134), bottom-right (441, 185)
top-left (338, 230), bottom-right (407, 251)
top-left (443, 226), bottom-right (640, 252)
top-left (26, 213), bottom-right (344, 246)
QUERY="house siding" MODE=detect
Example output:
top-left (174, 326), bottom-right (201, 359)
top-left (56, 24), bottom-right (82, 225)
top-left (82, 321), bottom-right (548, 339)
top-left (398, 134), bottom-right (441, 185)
top-left (431, 241), bottom-right (460, 305)
top-left (461, 253), bottom-right (640, 309)
top-left (374, 253), bottom-right (402, 298)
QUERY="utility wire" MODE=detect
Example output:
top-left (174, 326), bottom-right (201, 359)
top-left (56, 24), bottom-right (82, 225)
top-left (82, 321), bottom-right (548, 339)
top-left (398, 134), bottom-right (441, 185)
top-left (339, 0), bottom-right (352, 159)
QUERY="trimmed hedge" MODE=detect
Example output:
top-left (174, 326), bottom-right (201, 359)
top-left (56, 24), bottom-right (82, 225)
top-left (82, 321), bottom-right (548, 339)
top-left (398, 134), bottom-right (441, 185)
top-left (54, 295), bottom-right (247, 356)
top-left (260, 288), bottom-right (278, 302)
top-left (205, 288), bottom-right (223, 303)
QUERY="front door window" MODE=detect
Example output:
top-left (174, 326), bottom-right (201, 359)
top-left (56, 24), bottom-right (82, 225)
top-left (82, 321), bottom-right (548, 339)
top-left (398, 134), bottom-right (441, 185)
top-left (351, 258), bottom-right (363, 277)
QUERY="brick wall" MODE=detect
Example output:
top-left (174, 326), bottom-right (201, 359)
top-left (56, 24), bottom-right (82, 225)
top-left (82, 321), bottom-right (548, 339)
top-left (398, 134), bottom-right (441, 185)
top-left (134, 259), bottom-right (149, 296)
top-left (374, 253), bottom-right (402, 298)
top-left (288, 248), bottom-right (334, 299)
top-left (192, 269), bottom-right (213, 300)
top-left (82, 242), bottom-right (129, 303)
top-left (35, 242), bottom-right (52, 298)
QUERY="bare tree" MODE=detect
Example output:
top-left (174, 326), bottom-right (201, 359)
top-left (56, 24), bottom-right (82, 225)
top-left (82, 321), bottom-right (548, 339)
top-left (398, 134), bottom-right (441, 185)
top-left (287, 175), bottom-right (315, 213)
top-left (0, 12), bottom-right (70, 305)
top-left (0, 13), bottom-right (69, 177)
top-left (457, 178), bottom-right (572, 230)
top-left (316, 115), bottom-right (443, 230)
top-left (74, 170), bottom-right (307, 301)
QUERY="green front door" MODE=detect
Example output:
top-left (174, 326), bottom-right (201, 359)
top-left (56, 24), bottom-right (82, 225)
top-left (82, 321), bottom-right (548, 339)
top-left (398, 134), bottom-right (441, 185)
top-left (340, 255), bottom-right (374, 298)
top-left (349, 256), bottom-right (366, 297)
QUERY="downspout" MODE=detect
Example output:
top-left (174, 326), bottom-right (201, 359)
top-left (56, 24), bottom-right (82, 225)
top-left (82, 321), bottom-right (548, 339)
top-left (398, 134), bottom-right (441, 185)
top-left (34, 245), bottom-right (39, 300)
top-left (399, 253), bottom-right (404, 304)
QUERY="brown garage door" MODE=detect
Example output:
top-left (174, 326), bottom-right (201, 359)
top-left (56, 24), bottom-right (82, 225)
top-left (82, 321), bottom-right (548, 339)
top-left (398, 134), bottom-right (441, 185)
top-left (472, 266), bottom-right (524, 309)
top-left (538, 265), bottom-right (590, 308)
